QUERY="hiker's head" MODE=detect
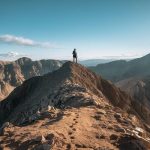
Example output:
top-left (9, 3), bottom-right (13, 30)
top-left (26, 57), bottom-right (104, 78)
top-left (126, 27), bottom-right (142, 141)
top-left (74, 48), bottom-right (76, 52)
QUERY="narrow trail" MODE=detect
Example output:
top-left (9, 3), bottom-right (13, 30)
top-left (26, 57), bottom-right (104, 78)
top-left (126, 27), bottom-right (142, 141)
top-left (0, 105), bottom-right (148, 149)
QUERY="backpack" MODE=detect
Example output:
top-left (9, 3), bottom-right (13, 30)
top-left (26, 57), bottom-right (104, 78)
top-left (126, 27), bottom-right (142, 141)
top-left (73, 50), bottom-right (77, 57)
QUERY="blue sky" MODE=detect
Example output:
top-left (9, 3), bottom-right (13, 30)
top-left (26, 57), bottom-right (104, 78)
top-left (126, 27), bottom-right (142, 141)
top-left (0, 0), bottom-right (150, 60)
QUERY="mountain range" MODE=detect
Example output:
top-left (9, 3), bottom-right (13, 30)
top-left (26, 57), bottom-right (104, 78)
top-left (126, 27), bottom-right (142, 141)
top-left (0, 57), bottom-right (63, 100)
top-left (79, 59), bottom-right (115, 66)
top-left (89, 53), bottom-right (150, 82)
top-left (0, 57), bottom-right (117, 101)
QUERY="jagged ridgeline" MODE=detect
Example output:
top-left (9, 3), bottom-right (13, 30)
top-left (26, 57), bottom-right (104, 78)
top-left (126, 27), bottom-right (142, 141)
top-left (0, 62), bottom-right (150, 149)
top-left (0, 57), bottom-right (64, 101)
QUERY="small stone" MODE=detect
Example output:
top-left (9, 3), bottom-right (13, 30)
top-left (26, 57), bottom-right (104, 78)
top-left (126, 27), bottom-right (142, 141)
top-left (108, 125), bottom-right (113, 130)
top-left (104, 104), bottom-right (112, 109)
top-left (129, 114), bottom-right (137, 122)
top-left (132, 130), bottom-right (139, 136)
top-left (110, 134), bottom-right (118, 140)
top-left (28, 115), bottom-right (37, 122)
top-left (101, 124), bottom-right (107, 128)
top-left (96, 134), bottom-right (105, 139)
top-left (1, 122), bottom-right (10, 129)
top-left (34, 135), bottom-right (46, 143)
top-left (135, 127), bottom-right (144, 133)
top-left (122, 119), bottom-right (130, 124)
top-left (46, 133), bottom-right (54, 140)
top-left (47, 105), bottom-right (51, 111)
top-left (135, 127), bottom-right (146, 137)
top-left (116, 128), bottom-right (126, 133)
top-left (94, 115), bottom-right (101, 120)
top-left (41, 135), bottom-right (46, 143)
top-left (100, 135), bottom-right (105, 139)
top-left (114, 113), bottom-right (122, 119)
top-left (116, 118), bottom-right (129, 125)
top-left (0, 122), bottom-right (10, 135)
top-left (114, 107), bottom-right (122, 113)
top-left (114, 125), bottom-right (126, 133)
top-left (36, 110), bottom-right (41, 118)
top-left (97, 109), bottom-right (106, 115)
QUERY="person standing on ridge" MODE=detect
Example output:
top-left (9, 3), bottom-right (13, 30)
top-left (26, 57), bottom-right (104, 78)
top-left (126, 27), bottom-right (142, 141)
top-left (72, 49), bottom-right (77, 63)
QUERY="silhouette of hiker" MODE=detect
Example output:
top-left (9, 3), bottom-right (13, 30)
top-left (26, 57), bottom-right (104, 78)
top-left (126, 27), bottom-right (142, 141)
top-left (72, 49), bottom-right (77, 63)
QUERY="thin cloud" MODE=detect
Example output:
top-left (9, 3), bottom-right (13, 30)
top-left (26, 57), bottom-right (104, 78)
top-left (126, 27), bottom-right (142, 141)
top-left (0, 34), bottom-right (60, 49)
top-left (0, 51), bottom-right (29, 61)
top-left (101, 53), bottom-right (142, 60)
top-left (0, 51), bottom-right (19, 57)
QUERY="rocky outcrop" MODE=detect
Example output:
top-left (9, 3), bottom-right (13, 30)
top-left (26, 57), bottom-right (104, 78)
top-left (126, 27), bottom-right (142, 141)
top-left (116, 77), bottom-right (150, 124)
top-left (0, 57), bottom-right (63, 101)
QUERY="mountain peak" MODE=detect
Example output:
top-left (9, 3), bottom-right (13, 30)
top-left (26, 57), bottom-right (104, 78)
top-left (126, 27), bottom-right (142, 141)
top-left (15, 57), bottom-right (32, 64)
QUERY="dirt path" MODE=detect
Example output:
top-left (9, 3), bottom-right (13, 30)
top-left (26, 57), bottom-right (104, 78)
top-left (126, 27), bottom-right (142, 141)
top-left (0, 106), bottom-right (122, 149)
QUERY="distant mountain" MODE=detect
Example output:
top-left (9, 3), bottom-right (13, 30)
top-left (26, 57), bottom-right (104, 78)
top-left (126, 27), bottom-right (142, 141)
top-left (89, 53), bottom-right (150, 82)
top-left (0, 62), bottom-right (149, 149)
top-left (79, 59), bottom-right (115, 66)
top-left (0, 57), bottom-right (63, 100)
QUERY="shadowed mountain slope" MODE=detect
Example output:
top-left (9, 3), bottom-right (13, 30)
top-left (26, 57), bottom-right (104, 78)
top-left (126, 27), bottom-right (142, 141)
top-left (89, 53), bottom-right (150, 82)
top-left (116, 76), bottom-right (150, 126)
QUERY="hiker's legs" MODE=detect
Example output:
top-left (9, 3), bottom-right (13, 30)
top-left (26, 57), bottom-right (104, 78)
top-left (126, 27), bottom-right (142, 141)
top-left (73, 57), bottom-right (77, 63)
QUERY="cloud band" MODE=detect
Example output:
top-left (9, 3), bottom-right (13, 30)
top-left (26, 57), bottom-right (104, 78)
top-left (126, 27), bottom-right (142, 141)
top-left (0, 34), bottom-right (59, 49)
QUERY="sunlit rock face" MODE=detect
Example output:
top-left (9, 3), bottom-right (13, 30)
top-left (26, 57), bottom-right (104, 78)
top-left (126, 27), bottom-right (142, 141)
top-left (116, 77), bottom-right (150, 125)
top-left (0, 57), bottom-right (64, 101)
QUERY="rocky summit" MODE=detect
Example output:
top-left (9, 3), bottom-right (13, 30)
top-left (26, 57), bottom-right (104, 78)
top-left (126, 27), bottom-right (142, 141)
top-left (0, 62), bottom-right (150, 150)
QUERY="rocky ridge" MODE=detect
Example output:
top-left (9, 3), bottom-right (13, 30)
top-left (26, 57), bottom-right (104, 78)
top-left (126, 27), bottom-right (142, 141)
top-left (0, 62), bottom-right (150, 149)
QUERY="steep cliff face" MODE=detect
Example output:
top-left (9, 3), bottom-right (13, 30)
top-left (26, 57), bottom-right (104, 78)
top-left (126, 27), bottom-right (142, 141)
top-left (0, 62), bottom-right (149, 150)
top-left (0, 57), bottom-right (63, 100)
